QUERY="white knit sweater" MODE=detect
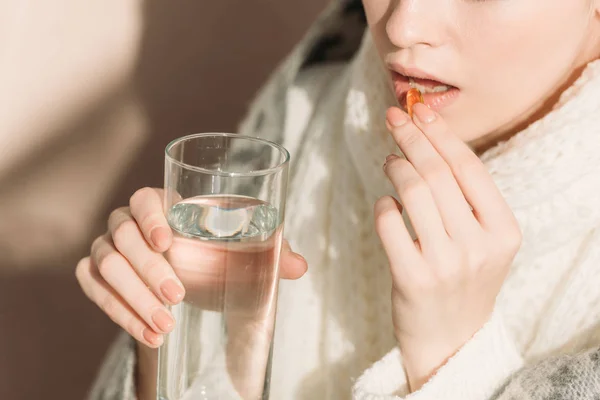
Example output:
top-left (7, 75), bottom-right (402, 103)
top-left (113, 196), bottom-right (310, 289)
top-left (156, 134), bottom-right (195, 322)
top-left (88, 2), bottom-right (600, 399)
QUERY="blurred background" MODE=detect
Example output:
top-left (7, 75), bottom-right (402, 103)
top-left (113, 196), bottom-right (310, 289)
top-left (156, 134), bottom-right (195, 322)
top-left (0, 1), bottom-right (325, 398)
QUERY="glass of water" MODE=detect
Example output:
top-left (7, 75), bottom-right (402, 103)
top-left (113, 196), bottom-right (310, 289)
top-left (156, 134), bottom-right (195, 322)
top-left (158, 133), bottom-right (290, 400)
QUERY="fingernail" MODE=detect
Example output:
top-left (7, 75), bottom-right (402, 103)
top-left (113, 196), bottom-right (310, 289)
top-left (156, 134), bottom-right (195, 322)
top-left (386, 107), bottom-right (409, 128)
top-left (152, 308), bottom-right (175, 333)
top-left (150, 227), bottom-right (170, 250)
top-left (412, 103), bottom-right (436, 124)
top-left (161, 279), bottom-right (185, 304)
top-left (143, 328), bottom-right (163, 346)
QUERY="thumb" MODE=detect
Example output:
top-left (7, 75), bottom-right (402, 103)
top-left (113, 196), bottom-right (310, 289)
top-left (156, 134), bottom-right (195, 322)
top-left (280, 240), bottom-right (308, 280)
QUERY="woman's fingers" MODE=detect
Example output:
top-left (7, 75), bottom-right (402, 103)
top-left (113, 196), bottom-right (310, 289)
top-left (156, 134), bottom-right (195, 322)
top-left (386, 106), bottom-right (481, 241)
top-left (129, 187), bottom-right (172, 252)
top-left (128, 187), bottom-right (307, 281)
top-left (91, 235), bottom-right (175, 335)
top-left (108, 207), bottom-right (185, 305)
top-left (410, 103), bottom-right (516, 234)
top-left (374, 196), bottom-right (421, 269)
top-left (383, 155), bottom-right (450, 253)
top-left (280, 240), bottom-right (307, 280)
top-left (75, 256), bottom-right (164, 348)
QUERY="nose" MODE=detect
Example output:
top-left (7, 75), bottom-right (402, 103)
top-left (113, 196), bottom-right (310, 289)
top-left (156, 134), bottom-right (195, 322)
top-left (386, 0), bottom-right (444, 49)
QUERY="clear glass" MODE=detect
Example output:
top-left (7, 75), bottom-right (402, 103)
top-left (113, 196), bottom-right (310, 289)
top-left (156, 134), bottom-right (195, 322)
top-left (158, 133), bottom-right (290, 400)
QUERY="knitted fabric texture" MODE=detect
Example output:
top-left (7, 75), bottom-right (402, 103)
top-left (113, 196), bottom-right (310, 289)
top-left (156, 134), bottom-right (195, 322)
top-left (87, 2), bottom-right (600, 399)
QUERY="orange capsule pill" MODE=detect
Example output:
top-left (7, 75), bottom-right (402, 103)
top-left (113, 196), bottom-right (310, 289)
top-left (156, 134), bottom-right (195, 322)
top-left (406, 88), bottom-right (424, 118)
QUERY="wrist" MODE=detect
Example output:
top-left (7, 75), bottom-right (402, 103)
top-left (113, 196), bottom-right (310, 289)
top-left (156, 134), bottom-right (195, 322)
top-left (399, 338), bottom-right (461, 392)
top-left (393, 300), bottom-right (495, 391)
top-left (397, 322), bottom-right (486, 392)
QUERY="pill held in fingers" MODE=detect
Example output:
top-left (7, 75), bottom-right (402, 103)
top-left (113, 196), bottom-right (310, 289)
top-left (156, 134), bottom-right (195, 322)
top-left (406, 88), bottom-right (424, 118)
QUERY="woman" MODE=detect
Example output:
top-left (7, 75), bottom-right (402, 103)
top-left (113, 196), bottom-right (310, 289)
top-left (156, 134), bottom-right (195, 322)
top-left (77, 0), bottom-right (600, 398)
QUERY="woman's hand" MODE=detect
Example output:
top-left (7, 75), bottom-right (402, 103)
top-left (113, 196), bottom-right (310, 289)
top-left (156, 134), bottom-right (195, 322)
top-left (76, 187), bottom-right (307, 348)
top-left (375, 103), bottom-right (522, 392)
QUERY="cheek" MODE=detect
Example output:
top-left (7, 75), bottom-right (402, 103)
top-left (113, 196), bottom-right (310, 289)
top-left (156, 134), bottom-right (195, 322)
top-left (457, 1), bottom-right (591, 137)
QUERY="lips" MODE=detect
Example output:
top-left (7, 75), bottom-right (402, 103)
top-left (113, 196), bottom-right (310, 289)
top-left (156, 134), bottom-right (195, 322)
top-left (409, 77), bottom-right (452, 93)
top-left (389, 67), bottom-right (460, 112)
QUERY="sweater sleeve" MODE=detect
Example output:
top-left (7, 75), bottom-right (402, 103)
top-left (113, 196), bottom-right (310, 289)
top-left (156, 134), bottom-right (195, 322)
top-left (354, 346), bottom-right (600, 400)
top-left (86, 332), bottom-right (137, 400)
top-left (352, 310), bottom-right (524, 400)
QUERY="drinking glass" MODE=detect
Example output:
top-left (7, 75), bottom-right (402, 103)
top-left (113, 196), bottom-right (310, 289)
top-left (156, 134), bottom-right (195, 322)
top-left (158, 133), bottom-right (290, 400)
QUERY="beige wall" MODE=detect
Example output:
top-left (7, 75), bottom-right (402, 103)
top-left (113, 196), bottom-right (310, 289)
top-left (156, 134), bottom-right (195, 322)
top-left (0, 1), bottom-right (325, 398)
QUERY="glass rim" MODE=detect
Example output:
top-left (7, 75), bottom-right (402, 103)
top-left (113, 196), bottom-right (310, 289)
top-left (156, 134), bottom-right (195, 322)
top-left (165, 132), bottom-right (290, 178)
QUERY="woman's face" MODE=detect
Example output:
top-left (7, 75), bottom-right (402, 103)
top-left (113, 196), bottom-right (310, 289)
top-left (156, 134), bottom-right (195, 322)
top-left (363, 0), bottom-right (600, 149)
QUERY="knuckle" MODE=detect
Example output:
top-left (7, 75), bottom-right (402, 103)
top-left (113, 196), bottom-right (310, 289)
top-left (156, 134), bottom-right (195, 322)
top-left (90, 235), bottom-right (105, 254)
top-left (108, 207), bottom-right (130, 228)
top-left (432, 245), bottom-right (462, 273)
top-left (401, 180), bottom-right (428, 203)
top-left (374, 212), bottom-right (391, 235)
top-left (130, 187), bottom-right (155, 208)
top-left (112, 220), bottom-right (139, 248)
top-left (140, 257), bottom-right (164, 280)
top-left (108, 207), bottom-right (123, 222)
top-left (435, 264), bottom-right (463, 285)
top-left (491, 222), bottom-right (522, 258)
top-left (97, 252), bottom-right (121, 277)
top-left (452, 155), bottom-right (481, 179)
top-left (374, 197), bottom-right (399, 231)
top-left (100, 296), bottom-right (119, 319)
top-left (507, 224), bottom-right (523, 248)
top-left (75, 259), bottom-right (95, 299)
top-left (425, 245), bottom-right (466, 281)
top-left (374, 196), bottom-right (395, 217)
top-left (397, 131), bottom-right (421, 148)
top-left (75, 257), bottom-right (90, 282)
top-left (467, 249), bottom-right (488, 270)
top-left (411, 270), bottom-right (440, 292)
top-left (421, 164), bottom-right (452, 185)
top-left (502, 230), bottom-right (523, 257)
top-left (510, 237), bottom-right (523, 254)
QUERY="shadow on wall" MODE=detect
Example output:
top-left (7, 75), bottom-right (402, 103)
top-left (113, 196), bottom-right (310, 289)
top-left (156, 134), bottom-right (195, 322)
top-left (112, 0), bottom-right (327, 201)
top-left (0, 1), bottom-right (324, 399)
